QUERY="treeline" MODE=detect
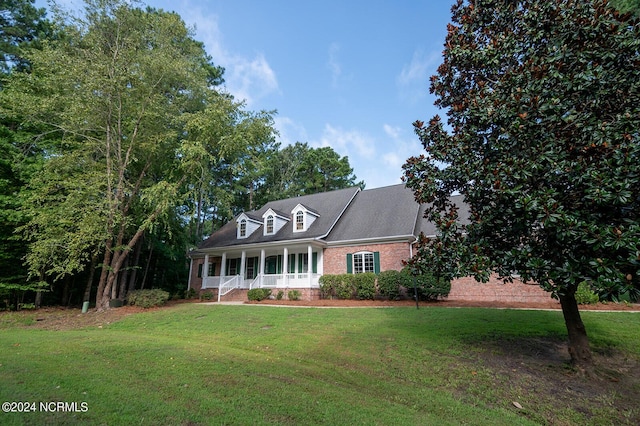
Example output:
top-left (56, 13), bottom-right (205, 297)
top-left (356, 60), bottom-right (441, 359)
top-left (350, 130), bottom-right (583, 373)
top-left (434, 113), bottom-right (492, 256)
top-left (0, 0), bottom-right (361, 310)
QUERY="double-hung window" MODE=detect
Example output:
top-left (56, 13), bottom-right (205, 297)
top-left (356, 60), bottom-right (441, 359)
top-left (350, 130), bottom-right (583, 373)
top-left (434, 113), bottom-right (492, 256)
top-left (266, 215), bottom-right (274, 234)
top-left (347, 251), bottom-right (380, 274)
top-left (295, 211), bottom-right (304, 231)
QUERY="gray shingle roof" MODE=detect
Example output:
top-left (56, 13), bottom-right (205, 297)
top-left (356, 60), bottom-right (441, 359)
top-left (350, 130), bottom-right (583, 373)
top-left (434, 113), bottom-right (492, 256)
top-left (415, 194), bottom-right (469, 237)
top-left (197, 186), bottom-right (360, 249)
top-left (196, 184), bottom-right (470, 252)
top-left (325, 184), bottom-right (420, 243)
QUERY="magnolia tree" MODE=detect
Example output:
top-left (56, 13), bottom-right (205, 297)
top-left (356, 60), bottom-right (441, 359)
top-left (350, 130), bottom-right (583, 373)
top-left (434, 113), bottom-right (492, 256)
top-left (403, 0), bottom-right (640, 367)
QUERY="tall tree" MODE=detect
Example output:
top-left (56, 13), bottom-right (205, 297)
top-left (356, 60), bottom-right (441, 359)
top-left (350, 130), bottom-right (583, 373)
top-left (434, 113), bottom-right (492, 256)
top-left (403, 0), bottom-right (640, 368)
top-left (260, 142), bottom-right (362, 204)
top-left (0, 0), bottom-right (50, 75)
top-left (1, 0), bottom-right (270, 310)
top-left (0, 0), bottom-right (52, 309)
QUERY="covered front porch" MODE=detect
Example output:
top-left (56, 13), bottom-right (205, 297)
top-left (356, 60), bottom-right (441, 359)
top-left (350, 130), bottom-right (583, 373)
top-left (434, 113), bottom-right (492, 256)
top-left (199, 243), bottom-right (323, 298)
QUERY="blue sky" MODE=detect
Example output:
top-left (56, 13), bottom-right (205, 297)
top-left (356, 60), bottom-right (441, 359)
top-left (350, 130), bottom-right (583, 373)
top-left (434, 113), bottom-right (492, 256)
top-left (39, 0), bottom-right (456, 188)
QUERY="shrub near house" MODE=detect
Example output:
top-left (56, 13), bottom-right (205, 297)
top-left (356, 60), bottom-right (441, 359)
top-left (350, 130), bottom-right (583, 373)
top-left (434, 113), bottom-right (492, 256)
top-left (319, 270), bottom-right (450, 301)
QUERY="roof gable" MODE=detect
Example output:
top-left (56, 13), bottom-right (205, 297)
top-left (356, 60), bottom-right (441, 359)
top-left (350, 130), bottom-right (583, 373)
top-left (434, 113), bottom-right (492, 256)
top-left (197, 186), bottom-right (360, 250)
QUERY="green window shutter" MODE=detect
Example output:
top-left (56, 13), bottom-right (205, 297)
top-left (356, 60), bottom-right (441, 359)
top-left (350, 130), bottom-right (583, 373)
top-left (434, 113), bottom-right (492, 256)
top-left (289, 254), bottom-right (296, 273)
top-left (373, 251), bottom-right (380, 274)
top-left (312, 252), bottom-right (318, 274)
top-left (298, 253), bottom-right (304, 273)
top-left (197, 263), bottom-right (203, 278)
top-left (346, 253), bottom-right (353, 274)
top-left (277, 255), bottom-right (283, 274)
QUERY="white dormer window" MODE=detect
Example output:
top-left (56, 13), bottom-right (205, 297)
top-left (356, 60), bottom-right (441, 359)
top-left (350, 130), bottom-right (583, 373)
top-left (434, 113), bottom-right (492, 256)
top-left (262, 208), bottom-right (289, 236)
top-left (266, 215), bottom-right (274, 234)
top-left (295, 211), bottom-right (304, 230)
top-left (291, 204), bottom-right (319, 233)
top-left (236, 213), bottom-right (261, 239)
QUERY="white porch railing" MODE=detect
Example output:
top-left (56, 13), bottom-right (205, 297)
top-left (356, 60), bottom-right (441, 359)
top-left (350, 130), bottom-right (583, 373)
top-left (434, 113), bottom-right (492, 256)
top-left (248, 275), bottom-right (261, 290)
top-left (260, 274), bottom-right (284, 288)
top-left (249, 273), bottom-right (321, 289)
top-left (218, 275), bottom-right (241, 302)
top-left (202, 276), bottom-right (221, 289)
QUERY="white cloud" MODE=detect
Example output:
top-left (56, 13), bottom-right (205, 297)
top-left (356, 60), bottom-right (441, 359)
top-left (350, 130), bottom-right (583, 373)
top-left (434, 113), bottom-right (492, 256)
top-left (273, 116), bottom-right (308, 147)
top-left (314, 124), bottom-right (376, 160)
top-left (380, 123), bottom-right (423, 171)
top-left (397, 49), bottom-right (440, 103)
top-left (180, 4), bottom-right (279, 106)
top-left (327, 42), bottom-right (342, 88)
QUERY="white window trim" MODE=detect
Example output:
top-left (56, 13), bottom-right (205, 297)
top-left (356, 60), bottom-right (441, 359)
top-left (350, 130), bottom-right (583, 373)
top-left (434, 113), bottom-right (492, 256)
top-left (291, 204), bottom-right (319, 233)
top-left (353, 251), bottom-right (375, 274)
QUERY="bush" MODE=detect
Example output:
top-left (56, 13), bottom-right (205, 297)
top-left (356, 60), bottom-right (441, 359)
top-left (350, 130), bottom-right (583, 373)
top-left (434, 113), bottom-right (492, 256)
top-left (353, 273), bottom-right (376, 300)
top-left (334, 275), bottom-right (355, 299)
top-left (247, 288), bottom-right (272, 301)
top-left (276, 290), bottom-right (284, 300)
top-left (127, 289), bottom-right (170, 308)
top-left (288, 290), bottom-right (301, 301)
top-left (185, 288), bottom-right (198, 299)
top-left (319, 274), bottom-right (339, 299)
top-left (575, 281), bottom-right (599, 305)
top-left (377, 270), bottom-right (410, 300)
top-left (405, 270), bottom-right (451, 301)
top-left (319, 274), bottom-right (352, 299)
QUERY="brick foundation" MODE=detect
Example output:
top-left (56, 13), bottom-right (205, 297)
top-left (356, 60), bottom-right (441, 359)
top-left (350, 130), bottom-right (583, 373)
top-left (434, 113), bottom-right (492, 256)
top-left (202, 287), bottom-right (321, 302)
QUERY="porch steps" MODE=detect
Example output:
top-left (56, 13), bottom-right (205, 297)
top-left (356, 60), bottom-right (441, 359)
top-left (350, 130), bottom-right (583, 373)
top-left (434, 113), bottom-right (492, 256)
top-left (218, 288), bottom-right (248, 302)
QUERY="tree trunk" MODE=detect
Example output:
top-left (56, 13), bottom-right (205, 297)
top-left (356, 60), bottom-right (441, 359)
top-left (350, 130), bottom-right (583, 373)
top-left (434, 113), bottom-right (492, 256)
top-left (118, 255), bottom-right (130, 301)
top-left (83, 254), bottom-right (97, 303)
top-left (559, 290), bottom-right (592, 368)
top-left (140, 243), bottom-right (154, 290)
top-left (128, 236), bottom-right (143, 294)
top-left (96, 239), bottom-right (113, 310)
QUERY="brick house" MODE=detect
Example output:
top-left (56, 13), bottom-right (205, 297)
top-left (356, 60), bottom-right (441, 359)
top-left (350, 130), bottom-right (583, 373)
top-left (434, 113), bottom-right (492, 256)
top-left (188, 184), bottom-right (551, 303)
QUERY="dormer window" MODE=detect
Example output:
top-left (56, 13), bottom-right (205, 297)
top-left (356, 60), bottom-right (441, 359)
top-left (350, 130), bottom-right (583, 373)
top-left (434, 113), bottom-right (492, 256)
top-left (295, 211), bottom-right (304, 230)
top-left (236, 213), bottom-right (261, 239)
top-left (266, 215), bottom-right (274, 234)
top-left (262, 208), bottom-right (290, 236)
top-left (291, 204), bottom-right (319, 233)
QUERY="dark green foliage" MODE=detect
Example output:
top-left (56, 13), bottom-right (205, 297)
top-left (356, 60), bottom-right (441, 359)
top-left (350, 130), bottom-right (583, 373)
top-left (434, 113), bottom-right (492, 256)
top-left (377, 270), bottom-right (410, 300)
top-left (353, 273), bottom-right (376, 300)
top-left (185, 288), bottom-right (198, 299)
top-left (127, 289), bottom-right (170, 308)
top-left (411, 272), bottom-right (451, 302)
top-left (287, 290), bottom-right (301, 301)
top-left (276, 290), bottom-right (284, 300)
top-left (259, 142), bottom-right (363, 206)
top-left (319, 274), bottom-right (356, 299)
top-left (247, 288), bottom-right (271, 301)
top-left (320, 273), bottom-right (390, 300)
top-left (0, 0), bottom-right (52, 74)
top-left (403, 0), bottom-right (640, 364)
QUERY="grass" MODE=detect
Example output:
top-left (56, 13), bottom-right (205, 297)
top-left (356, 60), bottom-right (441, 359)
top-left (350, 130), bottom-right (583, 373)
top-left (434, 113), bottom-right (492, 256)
top-left (0, 304), bottom-right (639, 425)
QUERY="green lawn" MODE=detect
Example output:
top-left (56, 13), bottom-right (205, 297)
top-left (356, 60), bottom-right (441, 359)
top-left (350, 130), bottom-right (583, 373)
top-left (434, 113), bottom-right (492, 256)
top-left (1, 304), bottom-right (639, 425)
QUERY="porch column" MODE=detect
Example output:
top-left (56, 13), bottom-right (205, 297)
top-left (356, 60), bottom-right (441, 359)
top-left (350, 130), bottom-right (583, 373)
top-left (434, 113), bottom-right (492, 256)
top-left (308, 245), bottom-right (313, 287)
top-left (260, 249), bottom-right (266, 287)
top-left (240, 251), bottom-right (246, 282)
top-left (220, 252), bottom-right (227, 283)
top-left (203, 254), bottom-right (209, 288)
top-left (187, 258), bottom-right (193, 290)
top-left (283, 247), bottom-right (288, 287)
